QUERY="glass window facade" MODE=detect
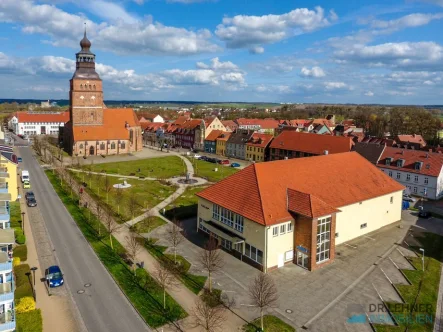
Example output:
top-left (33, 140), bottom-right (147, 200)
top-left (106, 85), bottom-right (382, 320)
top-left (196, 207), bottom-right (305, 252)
top-left (316, 216), bottom-right (331, 263)
top-left (245, 243), bottom-right (263, 264)
top-left (212, 204), bottom-right (244, 233)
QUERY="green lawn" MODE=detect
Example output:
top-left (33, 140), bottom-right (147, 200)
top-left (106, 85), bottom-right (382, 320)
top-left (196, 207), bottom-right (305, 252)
top-left (243, 315), bottom-right (296, 332)
top-left (46, 171), bottom-right (187, 328)
top-left (143, 238), bottom-right (207, 295)
top-left (16, 309), bottom-right (43, 332)
top-left (165, 186), bottom-right (208, 220)
top-left (132, 216), bottom-right (166, 234)
top-left (86, 156), bottom-right (186, 179)
top-left (71, 171), bottom-right (176, 222)
top-left (374, 232), bottom-right (443, 332)
top-left (187, 157), bottom-right (238, 182)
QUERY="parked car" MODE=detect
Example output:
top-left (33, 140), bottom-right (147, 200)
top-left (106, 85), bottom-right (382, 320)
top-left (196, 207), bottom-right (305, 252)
top-left (207, 158), bottom-right (217, 163)
top-left (25, 191), bottom-right (35, 200)
top-left (23, 181), bottom-right (31, 189)
top-left (231, 162), bottom-right (241, 168)
top-left (193, 154), bottom-right (202, 159)
top-left (45, 265), bottom-right (64, 288)
top-left (200, 156), bottom-right (208, 161)
top-left (402, 195), bottom-right (416, 202)
top-left (17, 157), bottom-right (22, 163)
top-left (218, 159), bottom-right (230, 165)
top-left (26, 197), bottom-right (37, 207)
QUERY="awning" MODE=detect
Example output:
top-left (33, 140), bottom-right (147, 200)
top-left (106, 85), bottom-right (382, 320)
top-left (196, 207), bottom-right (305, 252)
top-left (200, 220), bottom-right (245, 244)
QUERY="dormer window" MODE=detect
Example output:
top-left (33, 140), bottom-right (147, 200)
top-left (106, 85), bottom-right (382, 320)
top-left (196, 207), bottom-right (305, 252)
top-left (385, 157), bottom-right (393, 166)
top-left (397, 159), bottom-right (405, 167)
top-left (414, 161), bottom-right (423, 170)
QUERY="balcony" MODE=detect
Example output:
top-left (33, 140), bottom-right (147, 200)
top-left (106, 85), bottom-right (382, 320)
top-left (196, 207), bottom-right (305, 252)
top-left (0, 282), bottom-right (13, 303)
top-left (0, 310), bottom-right (15, 332)
top-left (0, 173), bottom-right (8, 180)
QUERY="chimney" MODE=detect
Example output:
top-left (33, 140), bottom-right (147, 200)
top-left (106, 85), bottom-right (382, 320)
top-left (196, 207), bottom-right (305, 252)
top-left (324, 150), bottom-right (329, 155)
top-left (426, 153), bottom-right (429, 159)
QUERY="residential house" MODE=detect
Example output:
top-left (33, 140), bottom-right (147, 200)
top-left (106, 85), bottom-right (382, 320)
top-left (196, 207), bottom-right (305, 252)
top-left (174, 119), bottom-right (205, 150)
top-left (268, 131), bottom-right (353, 161)
top-left (226, 130), bottom-right (254, 160)
top-left (396, 134), bottom-right (427, 150)
top-left (221, 120), bottom-right (237, 132)
top-left (245, 133), bottom-right (274, 162)
top-left (204, 130), bottom-right (223, 154)
top-left (215, 132), bottom-right (232, 157)
top-left (235, 118), bottom-right (280, 135)
top-left (196, 152), bottom-right (403, 272)
top-left (0, 146), bottom-right (18, 202)
top-left (142, 123), bottom-right (165, 146)
top-left (360, 137), bottom-right (397, 147)
top-left (311, 123), bottom-right (332, 135)
top-left (9, 112), bottom-right (69, 136)
top-left (377, 147), bottom-right (443, 199)
top-left (141, 114), bottom-right (164, 123)
top-left (353, 142), bottom-right (386, 165)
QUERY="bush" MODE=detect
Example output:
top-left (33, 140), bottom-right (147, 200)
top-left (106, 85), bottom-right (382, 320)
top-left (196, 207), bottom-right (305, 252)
top-left (13, 245), bottom-right (28, 261)
top-left (14, 264), bottom-right (31, 288)
top-left (13, 257), bottom-right (20, 267)
top-left (16, 233), bottom-right (26, 245)
top-left (16, 309), bottom-right (43, 332)
top-left (16, 297), bottom-right (36, 314)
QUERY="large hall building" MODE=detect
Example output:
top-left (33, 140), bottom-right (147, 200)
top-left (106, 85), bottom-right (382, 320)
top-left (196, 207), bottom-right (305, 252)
top-left (62, 31), bottom-right (142, 156)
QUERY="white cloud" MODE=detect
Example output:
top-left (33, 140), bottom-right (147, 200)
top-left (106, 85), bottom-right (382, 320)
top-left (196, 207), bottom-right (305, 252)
top-left (300, 66), bottom-right (325, 78)
top-left (254, 85), bottom-right (292, 94)
top-left (364, 91), bottom-right (374, 96)
top-left (215, 6), bottom-right (336, 53)
top-left (370, 13), bottom-right (443, 34)
top-left (0, 0), bottom-right (219, 56)
top-left (249, 46), bottom-right (264, 54)
top-left (324, 81), bottom-right (347, 90)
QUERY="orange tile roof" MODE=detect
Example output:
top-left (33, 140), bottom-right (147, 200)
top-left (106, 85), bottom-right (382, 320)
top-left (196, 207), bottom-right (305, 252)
top-left (180, 119), bottom-right (203, 130)
top-left (174, 115), bottom-right (190, 126)
top-left (287, 189), bottom-right (340, 218)
top-left (17, 111), bottom-right (69, 123)
top-left (197, 152), bottom-right (404, 225)
top-left (236, 118), bottom-right (279, 129)
top-left (246, 133), bottom-right (274, 148)
top-left (205, 130), bottom-right (224, 142)
top-left (215, 132), bottom-right (232, 141)
top-left (312, 118), bottom-right (334, 128)
top-left (73, 108), bottom-right (140, 141)
top-left (377, 146), bottom-right (443, 177)
top-left (221, 120), bottom-right (237, 130)
top-left (270, 131), bottom-right (353, 155)
top-left (396, 134), bottom-right (426, 147)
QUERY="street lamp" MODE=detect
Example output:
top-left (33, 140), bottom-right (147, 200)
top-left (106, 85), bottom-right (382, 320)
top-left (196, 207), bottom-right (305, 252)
top-left (21, 212), bottom-right (25, 234)
top-left (419, 248), bottom-right (425, 272)
top-left (31, 266), bottom-right (38, 287)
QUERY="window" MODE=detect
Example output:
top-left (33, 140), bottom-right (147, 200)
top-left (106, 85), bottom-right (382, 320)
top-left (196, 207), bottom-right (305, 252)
top-left (390, 196), bottom-right (393, 204)
top-left (335, 232), bottom-right (339, 238)
top-left (272, 227), bottom-right (278, 237)
top-left (280, 224), bottom-right (286, 235)
top-left (414, 187), bottom-right (418, 193)
top-left (414, 175), bottom-right (419, 182)
top-left (245, 243), bottom-right (263, 264)
top-left (212, 204), bottom-right (244, 233)
top-left (316, 217), bottom-right (331, 263)
top-left (396, 172), bottom-right (401, 179)
top-left (406, 174), bottom-right (411, 181)
top-left (121, 142), bottom-right (126, 149)
top-left (79, 144), bottom-right (84, 149)
top-left (111, 142), bottom-right (116, 149)
top-left (424, 177), bottom-right (428, 184)
top-left (287, 222), bottom-right (293, 233)
top-left (388, 171), bottom-right (392, 177)
top-left (100, 143), bottom-right (105, 150)
top-left (360, 223), bottom-right (367, 229)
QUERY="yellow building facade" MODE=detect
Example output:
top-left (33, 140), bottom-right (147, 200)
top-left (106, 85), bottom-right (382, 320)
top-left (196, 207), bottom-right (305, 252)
top-left (0, 156), bottom-right (18, 201)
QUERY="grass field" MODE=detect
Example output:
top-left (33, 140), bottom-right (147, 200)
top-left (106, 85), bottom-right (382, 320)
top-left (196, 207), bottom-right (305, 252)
top-left (86, 156), bottom-right (186, 179)
top-left (46, 171), bottom-right (187, 327)
top-left (72, 171), bottom-right (176, 221)
top-left (165, 186), bottom-right (208, 220)
top-left (132, 216), bottom-right (166, 234)
top-left (374, 232), bottom-right (443, 332)
top-left (188, 157), bottom-right (238, 182)
top-left (243, 315), bottom-right (295, 332)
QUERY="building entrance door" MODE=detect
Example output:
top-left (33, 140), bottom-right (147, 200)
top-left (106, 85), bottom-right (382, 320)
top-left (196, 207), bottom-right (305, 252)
top-left (297, 251), bottom-right (309, 269)
top-left (89, 146), bottom-right (95, 155)
top-left (41, 126), bottom-right (46, 134)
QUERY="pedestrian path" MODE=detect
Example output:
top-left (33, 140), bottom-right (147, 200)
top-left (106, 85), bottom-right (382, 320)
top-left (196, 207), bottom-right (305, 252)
top-left (69, 168), bottom-right (157, 181)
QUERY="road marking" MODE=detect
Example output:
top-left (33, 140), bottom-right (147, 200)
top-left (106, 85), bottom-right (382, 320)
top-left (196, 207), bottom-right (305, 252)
top-left (364, 235), bottom-right (375, 241)
top-left (412, 225), bottom-right (426, 230)
top-left (345, 243), bottom-right (357, 249)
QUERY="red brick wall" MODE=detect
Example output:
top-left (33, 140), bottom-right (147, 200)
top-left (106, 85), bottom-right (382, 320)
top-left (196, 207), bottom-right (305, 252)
top-left (70, 78), bottom-right (104, 126)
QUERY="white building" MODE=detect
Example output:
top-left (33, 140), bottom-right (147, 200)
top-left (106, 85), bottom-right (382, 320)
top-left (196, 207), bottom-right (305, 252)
top-left (8, 112), bottom-right (69, 136)
top-left (376, 146), bottom-right (443, 200)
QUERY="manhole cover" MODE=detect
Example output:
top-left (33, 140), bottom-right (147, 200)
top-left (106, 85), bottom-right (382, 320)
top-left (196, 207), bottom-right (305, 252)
top-left (77, 290), bottom-right (85, 294)
top-left (84, 283), bottom-right (91, 287)
top-left (286, 309), bottom-right (293, 314)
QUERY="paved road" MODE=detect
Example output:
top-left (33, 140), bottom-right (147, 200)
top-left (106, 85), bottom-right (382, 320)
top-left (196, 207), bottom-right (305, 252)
top-left (19, 147), bottom-right (150, 332)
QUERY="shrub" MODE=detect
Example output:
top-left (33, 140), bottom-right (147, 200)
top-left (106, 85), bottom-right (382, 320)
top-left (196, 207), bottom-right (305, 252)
top-left (14, 264), bottom-right (30, 287)
top-left (16, 309), bottom-right (43, 332)
top-left (16, 233), bottom-right (26, 245)
top-left (13, 257), bottom-right (20, 267)
top-left (13, 245), bottom-right (28, 261)
top-left (16, 297), bottom-right (35, 314)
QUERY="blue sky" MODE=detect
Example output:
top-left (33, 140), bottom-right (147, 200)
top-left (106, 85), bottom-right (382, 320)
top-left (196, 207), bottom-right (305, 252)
top-left (0, 0), bottom-right (443, 104)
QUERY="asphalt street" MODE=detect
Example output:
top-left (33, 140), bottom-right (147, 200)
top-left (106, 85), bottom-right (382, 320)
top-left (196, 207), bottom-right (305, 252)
top-left (18, 146), bottom-right (150, 332)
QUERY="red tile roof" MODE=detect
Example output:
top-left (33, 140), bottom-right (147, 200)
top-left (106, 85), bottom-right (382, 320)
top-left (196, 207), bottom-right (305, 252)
top-left (396, 134), bottom-right (426, 147)
top-left (246, 133), bottom-right (274, 148)
top-left (270, 131), bottom-right (353, 155)
top-left (73, 108), bottom-right (139, 141)
top-left (16, 111), bottom-right (69, 123)
top-left (215, 132), bottom-right (232, 141)
top-left (205, 130), bottom-right (224, 142)
top-left (287, 189), bottom-right (340, 218)
top-left (221, 120), bottom-right (237, 130)
top-left (174, 115), bottom-right (190, 126)
top-left (180, 119), bottom-right (202, 130)
top-left (377, 146), bottom-right (443, 177)
top-left (198, 152), bottom-right (404, 225)
top-left (236, 118), bottom-right (279, 129)
top-left (312, 118), bottom-right (334, 128)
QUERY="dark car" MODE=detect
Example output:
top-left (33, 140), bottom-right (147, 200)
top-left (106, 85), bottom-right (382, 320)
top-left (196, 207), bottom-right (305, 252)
top-left (17, 157), bottom-right (22, 163)
top-left (25, 191), bottom-right (35, 200)
top-left (207, 158), bottom-right (217, 163)
top-left (418, 209), bottom-right (431, 218)
top-left (26, 197), bottom-right (37, 207)
top-left (45, 265), bottom-right (64, 288)
top-left (200, 156), bottom-right (208, 161)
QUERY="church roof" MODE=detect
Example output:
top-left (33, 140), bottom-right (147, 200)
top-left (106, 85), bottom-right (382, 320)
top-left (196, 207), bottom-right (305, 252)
top-left (73, 108), bottom-right (140, 141)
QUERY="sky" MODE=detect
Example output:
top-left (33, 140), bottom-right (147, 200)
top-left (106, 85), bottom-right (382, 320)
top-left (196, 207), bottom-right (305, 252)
top-left (0, 0), bottom-right (443, 104)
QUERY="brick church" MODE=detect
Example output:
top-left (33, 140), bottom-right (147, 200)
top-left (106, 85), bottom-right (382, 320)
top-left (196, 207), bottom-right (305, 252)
top-left (62, 31), bottom-right (142, 156)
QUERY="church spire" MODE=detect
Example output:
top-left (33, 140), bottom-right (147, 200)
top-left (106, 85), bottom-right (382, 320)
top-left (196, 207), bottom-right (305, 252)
top-left (80, 23), bottom-right (92, 51)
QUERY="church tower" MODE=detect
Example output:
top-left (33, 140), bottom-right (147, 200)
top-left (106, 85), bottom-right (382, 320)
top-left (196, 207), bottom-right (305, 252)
top-left (69, 29), bottom-right (104, 126)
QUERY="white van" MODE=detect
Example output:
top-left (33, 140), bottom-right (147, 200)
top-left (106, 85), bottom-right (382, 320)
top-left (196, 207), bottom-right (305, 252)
top-left (21, 170), bottom-right (29, 183)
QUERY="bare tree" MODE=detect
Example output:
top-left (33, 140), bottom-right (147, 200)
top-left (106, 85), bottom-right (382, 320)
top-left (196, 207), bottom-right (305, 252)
top-left (166, 220), bottom-right (185, 265)
top-left (95, 173), bottom-right (104, 195)
top-left (103, 174), bottom-right (113, 203)
top-left (125, 234), bottom-right (142, 275)
top-left (192, 298), bottom-right (225, 332)
top-left (85, 167), bottom-right (93, 188)
top-left (94, 202), bottom-right (104, 237)
top-left (152, 263), bottom-right (178, 310)
top-left (199, 237), bottom-right (224, 293)
top-left (127, 192), bottom-right (139, 220)
top-left (103, 212), bottom-right (122, 250)
top-left (248, 273), bottom-right (279, 332)
top-left (114, 187), bottom-right (124, 215)
top-left (66, 172), bottom-right (75, 198)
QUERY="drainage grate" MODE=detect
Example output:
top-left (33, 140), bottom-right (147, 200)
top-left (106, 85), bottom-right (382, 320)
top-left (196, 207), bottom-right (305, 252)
top-left (286, 309), bottom-right (293, 314)
top-left (77, 290), bottom-right (85, 294)
top-left (84, 283), bottom-right (91, 287)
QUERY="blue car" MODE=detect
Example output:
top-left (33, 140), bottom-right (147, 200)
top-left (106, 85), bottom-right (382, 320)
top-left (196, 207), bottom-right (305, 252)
top-left (231, 162), bottom-right (241, 168)
top-left (45, 265), bottom-right (64, 288)
top-left (17, 157), bottom-right (22, 162)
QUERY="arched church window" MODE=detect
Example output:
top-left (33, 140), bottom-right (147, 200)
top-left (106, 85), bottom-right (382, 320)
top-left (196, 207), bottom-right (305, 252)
top-left (100, 143), bottom-right (105, 150)
top-left (89, 85), bottom-right (92, 89)
top-left (121, 141), bottom-right (126, 149)
top-left (93, 85), bottom-right (96, 90)
top-left (80, 84), bottom-right (83, 89)
top-left (79, 144), bottom-right (84, 149)
top-left (111, 142), bottom-right (116, 149)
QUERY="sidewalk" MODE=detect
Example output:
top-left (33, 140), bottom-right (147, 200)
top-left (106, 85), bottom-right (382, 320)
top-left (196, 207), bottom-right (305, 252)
top-left (435, 265), bottom-right (443, 332)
